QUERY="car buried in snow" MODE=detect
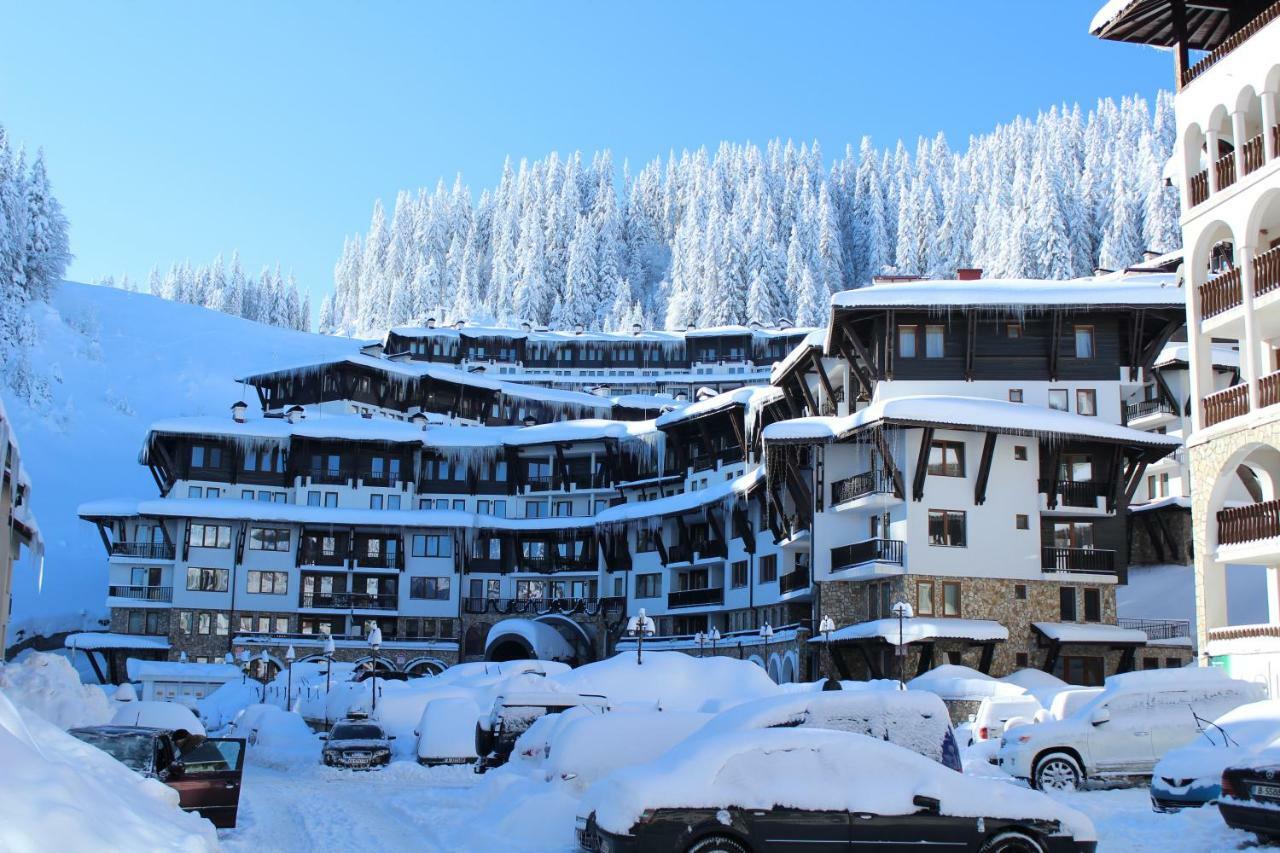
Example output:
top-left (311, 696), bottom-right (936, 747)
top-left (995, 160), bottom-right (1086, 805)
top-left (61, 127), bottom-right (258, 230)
top-left (1149, 699), bottom-right (1280, 812)
top-left (1218, 744), bottom-right (1280, 844)
top-left (575, 728), bottom-right (1096, 853)
top-left (320, 717), bottom-right (395, 769)
top-left (474, 690), bottom-right (609, 773)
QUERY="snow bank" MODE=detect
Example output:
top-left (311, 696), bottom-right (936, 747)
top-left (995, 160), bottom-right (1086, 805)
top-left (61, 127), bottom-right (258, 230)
top-left (908, 665), bottom-right (1027, 701)
top-left (0, 652), bottom-right (112, 729)
top-left (544, 710), bottom-right (712, 790)
top-left (999, 669), bottom-right (1071, 708)
top-left (0, 690), bottom-right (218, 852)
top-left (549, 652), bottom-right (780, 711)
top-left (198, 679), bottom-right (263, 732)
top-left (111, 700), bottom-right (206, 736)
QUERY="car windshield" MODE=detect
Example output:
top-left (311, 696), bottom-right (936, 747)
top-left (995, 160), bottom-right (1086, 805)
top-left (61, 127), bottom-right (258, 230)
top-left (73, 731), bottom-right (154, 771)
top-left (331, 724), bottom-right (383, 740)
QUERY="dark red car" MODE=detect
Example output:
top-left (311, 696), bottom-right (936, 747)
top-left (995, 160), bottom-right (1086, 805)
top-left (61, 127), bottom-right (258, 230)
top-left (69, 725), bottom-right (246, 828)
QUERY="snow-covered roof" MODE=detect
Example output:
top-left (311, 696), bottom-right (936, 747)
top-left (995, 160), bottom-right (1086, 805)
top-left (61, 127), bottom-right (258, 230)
top-left (830, 271), bottom-right (1182, 312)
top-left (1090, 0), bottom-right (1136, 34)
top-left (769, 329), bottom-right (828, 383)
top-left (814, 617), bottom-right (1009, 647)
top-left (125, 659), bottom-right (242, 682)
top-left (1155, 343), bottom-right (1240, 370)
top-left (1032, 622), bottom-right (1148, 644)
top-left (762, 395), bottom-right (1183, 449)
top-left (655, 385), bottom-right (782, 429)
top-left (594, 466), bottom-right (764, 525)
top-left (1128, 495), bottom-right (1191, 514)
top-left (64, 632), bottom-right (171, 651)
top-left (386, 323), bottom-right (810, 343)
top-left (907, 665), bottom-right (1027, 701)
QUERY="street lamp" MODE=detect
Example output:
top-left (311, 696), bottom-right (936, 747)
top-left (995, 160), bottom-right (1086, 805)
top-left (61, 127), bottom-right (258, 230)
top-left (818, 614), bottom-right (836, 682)
top-left (239, 648), bottom-right (251, 684)
top-left (368, 624), bottom-right (383, 714)
top-left (759, 622), bottom-right (774, 679)
top-left (178, 651), bottom-right (188, 664)
top-left (709, 627), bottom-right (720, 657)
top-left (626, 608), bottom-right (656, 665)
top-left (323, 633), bottom-right (336, 726)
top-left (694, 631), bottom-right (706, 657)
top-left (285, 645), bottom-right (296, 711)
top-left (890, 601), bottom-right (914, 690)
top-left (223, 652), bottom-right (234, 665)
top-left (258, 650), bottom-right (270, 702)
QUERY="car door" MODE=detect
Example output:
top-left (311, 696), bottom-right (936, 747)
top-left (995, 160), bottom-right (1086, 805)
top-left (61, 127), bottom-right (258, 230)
top-left (1086, 694), bottom-right (1154, 774)
top-left (167, 738), bottom-right (247, 828)
top-left (746, 808), bottom-right (850, 852)
top-left (1148, 690), bottom-right (1207, 763)
top-left (848, 808), bottom-right (977, 852)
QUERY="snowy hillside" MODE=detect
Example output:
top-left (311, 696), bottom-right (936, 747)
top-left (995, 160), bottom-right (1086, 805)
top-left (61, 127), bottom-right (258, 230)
top-left (1, 282), bottom-right (361, 643)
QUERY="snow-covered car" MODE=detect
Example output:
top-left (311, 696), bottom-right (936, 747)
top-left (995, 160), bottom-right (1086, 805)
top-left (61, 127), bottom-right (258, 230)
top-left (907, 664), bottom-right (1029, 724)
top-left (575, 728), bottom-right (1096, 853)
top-left (969, 694), bottom-right (1044, 745)
top-left (321, 717), bottom-right (395, 769)
top-left (542, 709), bottom-right (712, 789)
top-left (414, 696), bottom-right (482, 766)
top-left (1220, 743), bottom-right (1280, 844)
top-left (474, 690), bottom-right (608, 773)
top-left (996, 668), bottom-right (1266, 791)
top-left (110, 699), bottom-right (206, 736)
top-left (1150, 699), bottom-right (1280, 811)
top-left (1046, 688), bottom-right (1104, 722)
top-left (700, 687), bottom-right (962, 770)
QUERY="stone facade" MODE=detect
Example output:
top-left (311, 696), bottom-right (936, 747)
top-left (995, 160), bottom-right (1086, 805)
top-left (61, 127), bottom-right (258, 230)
top-left (1130, 507), bottom-right (1193, 566)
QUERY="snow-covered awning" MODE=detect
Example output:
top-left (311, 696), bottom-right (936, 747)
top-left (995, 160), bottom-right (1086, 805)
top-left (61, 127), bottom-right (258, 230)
top-left (1128, 495), bottom-right (1191, 514)
top-left (125, 659), bottom-right (242, 681)
top-left (655, 385), bottom-right (782, 429)
top-left (1154, 343), bottom-right (1240, 371)
top-left (830, 272), bottom-right (1182, 312)
top-left (812, 617), bottom-right (1009, 647)
top-left (64, 632), bottom-right (171, 651)
top-left (1032, 622), bottom-right (1148, 644)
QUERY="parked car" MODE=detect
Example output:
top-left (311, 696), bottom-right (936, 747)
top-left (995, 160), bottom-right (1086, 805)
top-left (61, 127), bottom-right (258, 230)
top-left (68, 725), bottom-right (246, 828)
top-left (969, 695), bottom-right (1044, 745)
top-left (474, 690), bottom-right (608, 772)
top-left (575, 728), bottom-right (1096, 853)
top-left (321, 716), bottom-right (395, 769)
top-left (415, 697), bottom-right (483, 766)
top-left (997, 668), bottom-right (1266, 791)
top-left (1046, 688), bottom-right (1104, 722)
top-left (541, 709), bottom-right (712, 789)
top-left (1150, 699), bottom-right (1280, 811)
top-left (1220, 745), bottom-right (1280, 844)
top-left (110, 700), bottom-right (206, 736)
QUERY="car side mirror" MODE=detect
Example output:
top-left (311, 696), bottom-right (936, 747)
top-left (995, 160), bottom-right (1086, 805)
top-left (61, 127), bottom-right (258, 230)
top-left (1091, 707), bottom-right (1110, 726)
top-left (912, 795), bottom-right (941, 814)
top-left (167, 760), bottom-right (185, 779)
top-left (318, 733), bottom-right (328, 740)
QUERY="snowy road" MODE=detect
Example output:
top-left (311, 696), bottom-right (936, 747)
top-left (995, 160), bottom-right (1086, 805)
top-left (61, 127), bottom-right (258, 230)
top-left (219, 760), bottom-right (1257, 853)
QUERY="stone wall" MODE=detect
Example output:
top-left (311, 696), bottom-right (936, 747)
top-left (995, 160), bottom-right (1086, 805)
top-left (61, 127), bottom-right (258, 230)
top-left (1130, 507), bottom-right (1192, 566)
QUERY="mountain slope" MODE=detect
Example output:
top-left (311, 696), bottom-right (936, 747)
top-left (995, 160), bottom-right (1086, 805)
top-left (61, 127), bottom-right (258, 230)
top-left (2, 283), bottom-right (360, 643)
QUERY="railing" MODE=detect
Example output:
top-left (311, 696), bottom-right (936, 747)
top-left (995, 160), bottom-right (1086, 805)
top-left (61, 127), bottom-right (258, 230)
top-left (831, 470), bottom-right (894, 505)
top-left (1124, 399), bottom-right (1174, 424)
top-left (1218, 499), bottom-right (1280, 546)
top-left (1243, 134), bottom-right (1266, 176)
top-left (360, 469), bottom-right (399, 485)
top-left (1200, 266), bottom-right (1242, 318)
top-left (1204, 384), bottom-right (1250, 427)
top-left (299, 549), bottom-right (346, 567)
top-left (463, 596), bottom-right (615, 616)
top-left (688, 454), bottom-right (715, 472)
top-left (1263, 371), bottom-right (1280, 409)
top-left (1188, 169), bottom-right (1209, 207)
top-left (1256, 245), bottom-right (1280, 299)
top-left (831, 538), bottom-right (904, 571)
top-left (524, 475), bottom-right (553, 492)
top-left (108, 585), bottom-right (173, 602)
top-left (299, 592), bottom-right (398, 611)
top-left (1041, 547), bottom-right (1115, 575)
top-left (305, 467), bottom-right (351, 484)
top-left (664, 545), bottom-right (692, 565)
top-left (779, 565), bottom-right (810, 595)
top-left (110, 542), bottom-right (176, 560)
top-left (667, 586), bottom-right (724, 608)
top-left (1040, 479), bottom-right (1106, 509)
top-left (353, 550), bottom-right (404, 571)
top-left (1181, 0), bottom-right (1280, 88)
top-left (1117, 617), bottom-right (1192, 641)
top-left (1216, 152), bottom-right (1237, 190)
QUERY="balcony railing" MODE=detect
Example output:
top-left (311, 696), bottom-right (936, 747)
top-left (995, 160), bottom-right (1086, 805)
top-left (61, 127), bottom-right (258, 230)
top-left (353, 549), bottom-right (404, 571)
top-left (360, 469), bottom-right (399, 486)
top-left (664, 545), bottom-right (692, 565)
top-left (1263, 371), bottom-right (1280, 409)
top-left (1124, 399), bottom-right (1175, 424)
top-left (1256, 245), bottom-right (1280, 299)
top-left (1204, 384), bottom-right (1250, 427)
top-left (1200, 267), bottom-right (1242, 318)
top-left (779, 565), bottom-right (810, 595)
top-left (1218, 499), bottom-right (1280, 546)
top-left (305, 467), bottom-right (351, 484)
top-left (299, 549), bottom-right (346, 567)
top-left (1216, 152), bottom-right (1237, 190)
top-left (463, 596), bottom-right (622, 617)
top-left (831, 470), bottom-right (894, 505)
top-left (1041, 547), bottom-right (1115, 575)
top-left (524, 475), bottom-right (554, 492)
top-left (110, 542), bottom-right (176, 560)
top-left (1188, 169), bottom-right (1209, 207)
top-left (108, 585), bottom-right (173, 602)
top-left (1181, 0), bottom-right (1280, 88)
top-left (831, 538), bottom-right (904, 571)
top-left (1117, 617), bottom-right (1192, 641)
top-left (1040, 479), bottom-right (1107, 509)
top-left (667, 586), bottom-right (724, 608)
top-left (298, 592), bottom-right (398, 611)
top-left (1243, 134), bottom-right (1267, 176)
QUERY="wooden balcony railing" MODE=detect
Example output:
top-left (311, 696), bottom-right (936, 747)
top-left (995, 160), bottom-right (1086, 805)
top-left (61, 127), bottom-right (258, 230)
top-left (1124, 399), bottom-right (1175, 424)
top-left (668, 586), bottom-right (724, 608)
top-left (1218, 499), bottom-right (1280, 546)
top-left (108, 585), bottom-right (173, 602)
top-left (1243, 134), bottom-right (1267, 176)
top-left (1181, 1), bottom-right (1280, 88)
top-left (1263, 371), bottom-right (1280, 409)
top-left (1188, 169), bottom-right (1209, 207)
top-left (831, 538), bottom-right (904, 571)
top-left (1200, 267), bottom-right (1242, 318)
top-left (305, 467), bottom-right (351, 485)
top-left (110, 542), bottom-right (176, 560)
top-left (779, 565), bottom-right (810, 595)
top-left (1217, 152), bottom-right (1237, 190)
top-left (831, 470), bottom-right (894, 505)
top-left (1039, 479), bottom-right (1107, 509)
top-left (1041, 547), bottom-right (1116, 575)
top-left (299, 592), bottom-right (398, 611)
top-left (1256, 245), bottom-right (1280, 299)
top-left (299, 549), bottom-right (346, 567)
top-left (1204, 384), bottom-right (1250, 427)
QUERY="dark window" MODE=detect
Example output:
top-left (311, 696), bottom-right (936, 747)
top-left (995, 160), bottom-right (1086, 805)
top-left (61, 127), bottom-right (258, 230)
top-left (635, 573), bottom-right (661, 598)
top-left (731, 560), bottom-right (748, 589)
top-left (1074, 325), bottom-right (1095, 359)
top-left (1015, 514), bottom-right (1029, 530)
top-left (1015, 584), bottom-right (1027, 600)
top-left (410, 577), bottom-right (451, 600)
top-left (1076, 389), bottom-right (1097, 417)
top-left (1014, 445), bottom-right (1028, 461)
top-left (942, 582), bottom-right (961, 617)
top-left (760, 554), bottom-right (778, 583)
top-left (1006, 323), bottom-right (1023, 339)
top-left (186, 567), bottom-right (228, 592)
top-left (1060, 587), bottom-right (1077, 621)
top-left (187, 524), bottom-right (231, 549)
top-left (1015, 652), bottom-right (1030, 667)
top-left (1083, 588), bottom-right (1102, 622)
top-left (1008, 389), bottom-right (1023, 403)
top-left (412, 534), bottom-right (451, 558)
top-left (927, 441), bottom-right (965, 477)
top-left (246, 570), bottom-right (288, 594)
top-left (928, 510), bottom-right (966, 547)
top-left (248, 527), bottom-right (290, 551)
top-left (1143, 657), bottom-right (1159, 670)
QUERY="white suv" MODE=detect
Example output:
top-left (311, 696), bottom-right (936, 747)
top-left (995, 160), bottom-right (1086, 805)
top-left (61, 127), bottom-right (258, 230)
top-left (997, 668), bottom-right (1266, 791)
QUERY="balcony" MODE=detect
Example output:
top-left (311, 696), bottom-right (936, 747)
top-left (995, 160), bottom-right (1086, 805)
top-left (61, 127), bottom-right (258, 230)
top-left (298, 592), bottom-right (398, 611)
top-left (524, 475), bottom-right (554, 492)
top-left (108, 585), bottom-right (173, 602)
top-left (1204, 384), bottom-right (1250, 427)
top-left (664, 545), bottom-right (692, 565)
top-left (667, 586), bottom-right (724, 608)
top-left (305, 467), bottom-right (351, 485)
top-left (831, 538), bottom-right (904, 571)
top-left (1116, 617), bottom-right (1192, 641)
top-left (1216, 152), bottom-right (1237, 191)
top-left (110, 542), bottom-right (176, 560)
top-left (1040, 479), bottom-right (1108, 510)
top-left (353, 550), bottom-right (404, 571)
top-left (1262, 371), bottom-right (1280, 409)
top-left (1188, 169), bottom-right (1209, 207)
top-left (1243, 134), bottom-right (1267, 177)
top-left (1218, 500), bottom-right (1280, 546)
top-left (1181, 1), bottom-right (1280, 88)
top-left (1041, 547), bottom-right (1115, 575)
top-left (1123, 399), bottom-right (1175, 425)
top-left (298, 548), bottom-right (346, 568)
top-left (778, 565), bottom-right (810, 595)
top-left (1256, 245), bottom-right (1280, 299)
top-left (831, 470), bottom-right (894, 505)
top-left (1200, 267), bottom-right (1242, 319)
top-left (359, 469), bottom-right (399, 487)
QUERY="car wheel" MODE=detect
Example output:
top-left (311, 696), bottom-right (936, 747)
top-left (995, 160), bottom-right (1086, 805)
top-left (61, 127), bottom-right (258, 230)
top-left (686, 835), bottom-right (748, 853)
top-left (978, 830), bottom-right (1046, 853)
top-left (1033, 753), bottom-right (1082, 792)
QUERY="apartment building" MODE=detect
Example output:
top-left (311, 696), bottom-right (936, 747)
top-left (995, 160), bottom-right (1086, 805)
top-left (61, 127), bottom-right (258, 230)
top-left (1, 399), bottom-right (39, 654)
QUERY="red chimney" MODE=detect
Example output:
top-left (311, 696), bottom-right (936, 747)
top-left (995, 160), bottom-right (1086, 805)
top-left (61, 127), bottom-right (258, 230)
top-left (957, 268), bottom-right (983, 281)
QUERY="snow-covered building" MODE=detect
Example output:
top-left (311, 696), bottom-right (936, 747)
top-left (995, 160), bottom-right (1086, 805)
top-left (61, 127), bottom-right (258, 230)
top-left (1093, 0), bottom-right (1280, 694)
top-left (1, 400), bottom-right (39, 653)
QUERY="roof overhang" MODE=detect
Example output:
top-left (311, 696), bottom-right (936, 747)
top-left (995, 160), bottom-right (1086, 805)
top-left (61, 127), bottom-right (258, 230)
top-left (1090, 0), bottom-right (1243, 51)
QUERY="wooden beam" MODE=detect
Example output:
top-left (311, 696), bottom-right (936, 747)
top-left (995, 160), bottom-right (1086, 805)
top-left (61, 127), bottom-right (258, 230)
top-left (810, 350), bottom-right (837, 412)
top-left (873, 428), bottom-right (906, 500)
top-left (915, 643), bottom-right (935, 677)
top-left (1125, 460), bottom-right (1150, 502)
top-left (727, 411), bottom-right (748, 460)
top-left (912, 427), bottom-right (935, 502)
top-left (973, 432), bottom-right (998, 505)
top-left (733, 504), bottom-right (756, 554)
top-left (1041, 638), bottom-right (1062, 674)
top-left (842, 323), bottom-right (879, 387)
top-left (884, 311), bottom-right (895, 381)
top-left (1128, 309), bottom-right (1147, 382)
top-left (964, 310), bottom-right (977, 381)
top-left (834, 328), bottom-right (871, 400)
top-left (1045, 441), bottom-right (1062, 509)
top-left (1138, 317), bottom-right (1185, 371)
top-left (1047, 310), bottom-right (1062, 382)
top-left (94, 521), bottom-right (112, 554)
top-left (977, 642), bottom-right (996, 675)
top-left (1139, 513), bottom-right (1166, 563)
top-left (794, 372), bottom-right (818, 416)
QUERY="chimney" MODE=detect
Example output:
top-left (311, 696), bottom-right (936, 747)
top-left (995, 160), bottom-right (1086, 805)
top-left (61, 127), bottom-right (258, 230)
top-left (956, 268), bottom-right (983, 281)
top-left (574, 323), bottom-right (585, 335)
top-left (776, 317), bottom-right (793, 330)
top-left (748, 319), bottom-right (763, 331)
top-left (426, 317), bottom-right (436, 329)
top-left (631, 322), bottom-right (643, 336)
top-left (285, 405), bottom-right (304, 424)
top-left (454, 319), bottom-right (465, 330)
top-left (410, 411), bottom-right (428, 430)
top-left (230, 401), bottom-right (248, 423)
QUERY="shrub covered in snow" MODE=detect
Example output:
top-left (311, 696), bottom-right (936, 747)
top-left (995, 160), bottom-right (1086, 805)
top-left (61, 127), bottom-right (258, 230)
top-left (0, 652), bottom-right (112, 729)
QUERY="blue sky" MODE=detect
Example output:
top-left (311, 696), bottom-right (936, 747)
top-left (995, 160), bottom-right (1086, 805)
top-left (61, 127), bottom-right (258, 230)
top-left (0, 1), bottom-right (1171, 311)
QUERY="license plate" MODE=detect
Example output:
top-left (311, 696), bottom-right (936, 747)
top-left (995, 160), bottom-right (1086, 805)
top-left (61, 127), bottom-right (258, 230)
top-left (1253, 784), bottom-right (1280, 800)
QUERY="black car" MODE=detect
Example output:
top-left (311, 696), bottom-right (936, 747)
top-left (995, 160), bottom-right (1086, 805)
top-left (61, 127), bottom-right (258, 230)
top-left (1220, 760), bottom-right (1280, 844)
top-left (320, 718), bottom-right (395, 769)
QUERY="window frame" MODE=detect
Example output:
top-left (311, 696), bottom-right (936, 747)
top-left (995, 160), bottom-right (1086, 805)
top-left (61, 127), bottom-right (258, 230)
top-left (927, 509), bottom-right (967, 548)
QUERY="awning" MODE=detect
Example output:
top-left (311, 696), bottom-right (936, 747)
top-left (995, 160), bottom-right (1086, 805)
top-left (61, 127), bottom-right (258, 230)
top-left (64, 632), bottom-right (171, 651)
top-left (811, 617), bottom-right (1009, 647)
top-left (1032, 622), bottom-right (1148, 645)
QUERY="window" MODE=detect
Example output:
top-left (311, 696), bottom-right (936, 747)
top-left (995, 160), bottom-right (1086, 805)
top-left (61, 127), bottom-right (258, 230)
top-left (1076, 389), bottom-right (1097, 417)
top-left (1054, 521), bottom-right (1094, 549)
top-left (387, 495), bottom-right (401, 511)
top-left (731, 560), bottom-right (748, 589)
top-left (1006, 323), bottom-right (1023, 338)
top-left (307, 491), bottom-right (321, 507)
top-left (927, 510), bottom-right (966, 547)
top-left (1015, 653), bottom-right (1030, 668)
top-left (927, 441), bottom-right (965, 477)
top-left (759, 554), bottom-right (778, 583)
top-left (412, 534), bottom-right (452, 558)
top-left (410, 576), bottom-right (451, 600)
top-left (553, 501), bottom-right (572, 518)
top-left (1014, 445), bottom-right (1028, 461)
top-left (247, 571), bottom-right (288, 595)
top-left (925, 325), bottom-right (945, 358)
top-left (370, 494), bottom-right (384, 510)
top-left (1008, 389), bottom-right (1023, 403)
top-left (941, 581), bottom-right (961, 617)
top-left (1015, 584), bottom-right (1027, 600)
top-left (187, 486), bottom-right (203, 499)
top-left (1143, 656), bottom-right (1159, 670)
top-left (897, 325), bottom-right (918, 358)
top-left (868, 580), bottom-right (893, 620)
top-left (522, 541), bottom-right (547, 561)
top-left (186, 567), bottom-right (228, 592)
top-left (248, 527), bottom-right (290, 551)
top-left (324, 492), bottom-right (338, 508)
top-left (216, 613), bottom-right (229, 636)
top-left (1048, 389), bottom-right (1068, 411)
top-left (241, 489), bottom-right (253, 499)
top-left (525, 501), bottom-right (547, 519)
top-left (636, 529), bottom-right (658, 553)
top-left (1083, 587), bottom-right (1102, 623)
top-left (916, 580), bottom-right (934, 616)
top-left (635, 573), bottom-right (661, 598)
top-left (1015, 514), bottom-right (1029, 530)
top-left (178, 611), bottom-right (192, 634)
top-left (1074, 325), bottom-right (1095, 359)
top-left (190, 445), bottom-right (223, 469)
top-left (452, 499), bottom-right (464, 511)
top-left (197, 612), bottom-right (211, 634)
top-left (187, 524), bottom-right (231, 549)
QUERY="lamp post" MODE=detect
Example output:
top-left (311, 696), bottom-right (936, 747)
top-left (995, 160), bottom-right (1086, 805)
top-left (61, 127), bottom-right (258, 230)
top-left (368, 624), bottom-right (383, 714)
top-left (239, 648), bottom-right (250, 684)
top-left (818, 614), bottom-right (836, 682)
top-left (626, 608), bottom-right (656, 665)
top-left (709, 628), bottom-right (720, 657)
top-left (759, 622), bottom-right (774, 679)
top-left (223, 652), bottom-right (234, 665)
top-left (285, 645), bottom-right (296, 711)
top-left (323, 633), bottom-right (335, 726)
top-left (694, 631), bottom-right (706, 657)
top-left (258, 650), bottom-right (270, 703)
top-left (890, 601), bottom-right (914, 690)
top-left (178, 651), bottom-right (188, 664)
